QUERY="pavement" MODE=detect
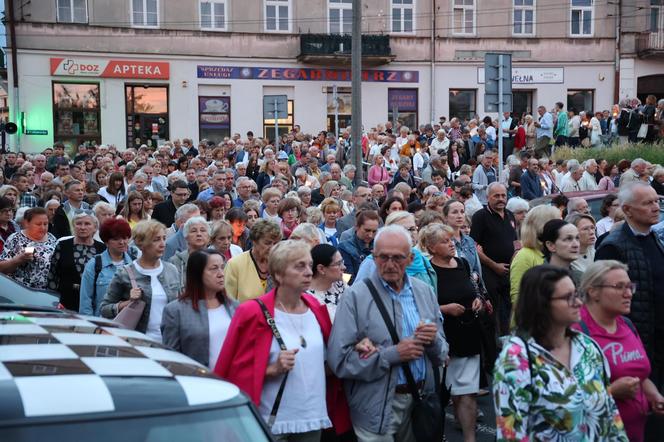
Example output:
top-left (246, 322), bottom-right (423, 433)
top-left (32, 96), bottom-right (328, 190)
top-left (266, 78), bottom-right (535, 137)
top-left (443, 390), bottom-right (497, 442)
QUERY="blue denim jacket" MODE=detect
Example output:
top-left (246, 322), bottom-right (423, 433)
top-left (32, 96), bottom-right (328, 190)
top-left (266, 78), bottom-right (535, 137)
top-left (79, 250), bottom-right (133, 316)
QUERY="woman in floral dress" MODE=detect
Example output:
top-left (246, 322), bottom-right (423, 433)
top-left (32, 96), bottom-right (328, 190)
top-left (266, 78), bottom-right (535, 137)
top-left (0, 207), bottom-right (57, 290)
top-left (493, 264), bottom-right (627, 441)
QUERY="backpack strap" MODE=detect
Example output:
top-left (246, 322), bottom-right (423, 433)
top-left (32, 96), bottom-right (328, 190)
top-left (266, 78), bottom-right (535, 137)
top-left (622, 316), bottom-right (637, 336)
top-left (91, 255), bottom-right (103, 314)
top-left (578, 319), bottom-right (591, 336)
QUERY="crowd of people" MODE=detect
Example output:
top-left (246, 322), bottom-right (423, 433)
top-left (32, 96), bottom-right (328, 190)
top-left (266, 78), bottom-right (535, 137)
top-left (1, 99), bottom-right (664, 441)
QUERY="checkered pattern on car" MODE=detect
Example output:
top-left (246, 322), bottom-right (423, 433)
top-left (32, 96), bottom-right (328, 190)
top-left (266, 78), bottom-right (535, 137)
top-left (0, 310), bottom-right (240, 418)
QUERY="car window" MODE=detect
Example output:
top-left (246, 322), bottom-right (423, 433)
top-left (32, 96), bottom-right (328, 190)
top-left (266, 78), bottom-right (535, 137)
top-left (0, 404), bottom-right (270, 442)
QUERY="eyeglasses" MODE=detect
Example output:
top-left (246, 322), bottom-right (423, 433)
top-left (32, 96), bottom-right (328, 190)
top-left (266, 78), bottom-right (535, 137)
top-left (594, 282), bottom-right (637, 293)
top-left (374, 254), bottom-right (409, 264)
top-left (405, 226), bottom-right (418, 233)
top-left (550, 291), bottom-right (583, 306)
top-left (328, 260), bottom-right (345, 268)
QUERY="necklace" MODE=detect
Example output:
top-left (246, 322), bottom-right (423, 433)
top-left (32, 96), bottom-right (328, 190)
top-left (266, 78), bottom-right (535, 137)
top-left (278, 301), bottom-right (307, 349)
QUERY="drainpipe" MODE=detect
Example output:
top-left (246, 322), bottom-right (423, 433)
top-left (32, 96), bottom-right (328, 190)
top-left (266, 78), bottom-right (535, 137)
top-left (7, 0), bottom-right (20, 151)
top-left (430, 0), bottom-right (436, 124)
top-left (614, 0), bottom-right (621, 103)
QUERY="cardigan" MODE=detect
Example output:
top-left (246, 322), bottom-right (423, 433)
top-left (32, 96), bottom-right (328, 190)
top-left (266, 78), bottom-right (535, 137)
top-left (215, 289), bottom-right (351, 435)
top-left (224, 250), bottom-right (267, 302)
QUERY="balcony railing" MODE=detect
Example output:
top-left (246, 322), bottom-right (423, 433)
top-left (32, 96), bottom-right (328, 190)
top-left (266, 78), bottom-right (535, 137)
top-left (298, 34), bottom-right (394, 66)
top-left (637, 31), bottom-right (664, 57)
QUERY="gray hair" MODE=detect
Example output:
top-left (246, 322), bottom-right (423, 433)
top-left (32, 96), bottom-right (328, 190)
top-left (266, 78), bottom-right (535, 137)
top-left (579, 260), bottom-right (629, 301)
top-left (343, 164), bottom-right (356, 174)
top-left (423, 185), bottom-right (440, 197)
top-left (175, 203), bottom-right (200, 223)
top-left (374, 224), bottom-right (413, 249)
top-left (583, 159), bottom-right (597, 169)
top-left (44, 199), bottom-right (60, 209)
top-left (566, 159), bottom-right (580, 170)
top-left (133, 172), bottom-right (148, 181)
top-left (567, 197), bottom-right (586, 213)
top-left (618, 181), bottom-right (652, 208)
top-left (289, 222), bottom-right (322, 245)
top-left (631, 158), bottom-right (646, 169)
top-left (92, 201), bottom-right (114, 215)
top-left (295, 167), bottom-right (308, 177)
top-left (506, 197), bottom-right (529, 213)
top-left (72, 210), bottom-right (99, 228)
top-left (487, 182), bottom-right (506, 195)
top-left (297, 185), bottom-right (312, 196)
top-left (182, 216), bottom-right (210, 238)
top-left (568, 162), bottom-right (582, 174)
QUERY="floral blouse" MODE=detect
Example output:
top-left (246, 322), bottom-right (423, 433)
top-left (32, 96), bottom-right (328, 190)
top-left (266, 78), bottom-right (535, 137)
top-left (493, 333), bottom-right (628, 442)
top-left (0, 231), bottom-right (58, 290)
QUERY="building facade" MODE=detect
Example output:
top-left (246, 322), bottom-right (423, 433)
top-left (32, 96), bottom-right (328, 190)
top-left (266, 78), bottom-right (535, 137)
top-left (5, 0), bottom-right (663, 152)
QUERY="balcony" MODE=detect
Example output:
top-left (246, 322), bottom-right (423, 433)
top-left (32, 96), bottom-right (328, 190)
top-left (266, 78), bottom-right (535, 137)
top-left (298, 34), bottom-right (395, 67)
top-left (636, 31), bottom-right (664, 58)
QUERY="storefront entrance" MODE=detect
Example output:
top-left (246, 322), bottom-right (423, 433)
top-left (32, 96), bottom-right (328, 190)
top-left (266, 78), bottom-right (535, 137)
top-left (637, 74), bottom-right (664, 103)
top-left (125, 85), bottom-right (169, 149)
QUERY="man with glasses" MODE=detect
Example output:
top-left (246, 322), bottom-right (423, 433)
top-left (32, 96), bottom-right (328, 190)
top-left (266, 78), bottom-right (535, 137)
top-left (151, 180), bottom-right (191, 227)
top-left (337, 185), bottom-right (373, 234)
top-left (328, 225), bottom-right (447, 442)
top-left (597, 182), bottom-right (664, 405)
top-left (520, 158), bottom-right (543, 200)
top-left (233, 177), bottom-right (254, 208)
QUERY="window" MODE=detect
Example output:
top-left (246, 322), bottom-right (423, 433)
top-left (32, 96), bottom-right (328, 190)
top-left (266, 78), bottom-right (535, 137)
top-left (199, 96), bottom-right (231, 143)
top-left (327, 87), bottom-right (352, 135)
top-left (453, 0), bottom-right (475, 35)
top-left (388, 88), bottom-right (418, 130)
top-left (125, 85), bottom-right (169, 149)
top-left (570, 0), bottom-right (593, 36)
top-left (265, 0), bottom-right (290, 32)
top-left (264, 99), bottom-right (294, 141)
top-left (449, 89), bottom-right (476, 121)
top-left (329, 0), bottom-right (353, 34)
top-left (132, 0), bottom-right (159, 27)
top-left (567, 89), bottom-right (594, 114)
top-left (652, 0), bottom-right (663, 32)
top-left (57, 0), bottom-right (87, 23)
top-left (52, 82), bottom-right (100, 150)
top-left (392, 0), bottom-right (414, 34)
top-left (513, 90), bottom-right (533, 116)
top-left (513, 0), bottom-right (534, 35)
top-left (200, 0), bottom-right (227, 30)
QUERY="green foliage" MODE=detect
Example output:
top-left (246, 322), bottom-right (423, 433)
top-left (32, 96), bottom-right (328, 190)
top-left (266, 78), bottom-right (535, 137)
top-left (551, 143), bottom-right (664, 165)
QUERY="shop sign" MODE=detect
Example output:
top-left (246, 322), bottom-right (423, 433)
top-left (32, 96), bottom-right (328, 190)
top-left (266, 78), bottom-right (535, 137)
top-left (25, 129), bottom-right (48, 135)
top-left (197, 65), bottom-right (419, 83)
top-left (477, 67), bottom-right (564, 84)
top-left (50, 58), bottom-right (169, 79)
top-left (199, 97), bottom-right (231, 130)
top-left (388, 89), bottom-right (418, 112)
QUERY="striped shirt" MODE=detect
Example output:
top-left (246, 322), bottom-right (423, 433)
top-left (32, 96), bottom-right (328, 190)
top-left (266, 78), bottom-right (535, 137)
top-left (378, 275), bottom-right (426, 384)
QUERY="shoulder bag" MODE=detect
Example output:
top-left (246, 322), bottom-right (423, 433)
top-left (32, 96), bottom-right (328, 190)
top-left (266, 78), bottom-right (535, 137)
top-left (364, 278), bottom-right (444, 442)
top-left (255, 299), bottom-right (289, 429)
top-left (114, 264), bottom-right (146, 330)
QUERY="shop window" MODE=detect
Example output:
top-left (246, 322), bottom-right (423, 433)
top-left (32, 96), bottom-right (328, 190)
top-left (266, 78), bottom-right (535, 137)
top-left (388, 88), bottom-right (418, 131)
top-left (57, 0), bottom-right (87, 23)
top-left (392, 0), bottom-right (414, 34)
top-left (329, 0), bottom-right (353, 34)
top-left (200, 0), bottom-right (227, 30)
top-left (449, 89), bottom-right (476, 121)
top-left (132, 0), bottom-right (159, 28)
top-left (326, 87), bottom-right (352, 136)
top-left (513, 0), bottom-right (535, 36)
top-left (199, 96), bottom-right (231, 144)
top-left (52, 82), bottom-right (100, 150)
top-left (125, 85), bottom-right (169, 149)
top-left (570, 0), bottom-right (593, 36)
top-left (453, 0), bottom-right (475, 35)
top-left (263, 99), bottom-right (294, 143)
top-left (265, 0), bottom-right (291, 32)
top-left (567, 89), bottom-right (594, 114)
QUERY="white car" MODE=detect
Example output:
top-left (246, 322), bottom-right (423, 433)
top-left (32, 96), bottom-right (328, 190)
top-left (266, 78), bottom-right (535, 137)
top-left (0, 308), bottom-right (272, 441)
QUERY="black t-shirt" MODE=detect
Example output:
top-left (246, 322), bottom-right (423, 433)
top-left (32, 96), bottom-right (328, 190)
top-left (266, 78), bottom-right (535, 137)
top-left (432, 257), bottom-right (481, 357)
top-left (470, 207), bottom-right (517, 266)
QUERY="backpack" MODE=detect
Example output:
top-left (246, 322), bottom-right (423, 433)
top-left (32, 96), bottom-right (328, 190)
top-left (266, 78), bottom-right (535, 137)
top-left (91, 255), bottom-right (103, 313)
top-left (578, 315), bottom-right (637, 336)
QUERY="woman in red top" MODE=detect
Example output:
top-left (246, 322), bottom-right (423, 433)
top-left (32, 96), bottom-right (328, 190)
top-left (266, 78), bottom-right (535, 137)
top-left (514, 118), bottom-right (527, 152)
top-left (215, 240), bottom-right (351, 440)
top-left (573, 260), bottom-right (664, 442)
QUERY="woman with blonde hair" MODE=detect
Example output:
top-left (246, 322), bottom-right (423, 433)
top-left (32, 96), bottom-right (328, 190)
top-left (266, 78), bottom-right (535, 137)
top-left (524, 114), bottom-right (536, 149)
top-left (256, 158), bottom-right (279, 193)
top-left (210, 220), bottom-right (243, 261)
top-left (290, 222), bottom-right (324, 247)
top-left (510, 205), bottom-right (562, 307)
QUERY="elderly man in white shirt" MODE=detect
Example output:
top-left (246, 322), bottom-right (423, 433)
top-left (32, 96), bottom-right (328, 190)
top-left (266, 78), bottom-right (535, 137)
top-left (579, 159), bottom-right (599, 191)
top-left (561, 162), bottom-right (583, 192)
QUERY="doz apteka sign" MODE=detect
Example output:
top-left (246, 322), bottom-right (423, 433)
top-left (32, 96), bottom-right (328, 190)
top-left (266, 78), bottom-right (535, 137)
top-left (50, 58), bottom-right (169, 79)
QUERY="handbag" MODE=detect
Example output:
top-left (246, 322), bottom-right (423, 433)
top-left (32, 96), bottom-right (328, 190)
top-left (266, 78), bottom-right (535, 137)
top-left (114, 264), bottom-right (146, 330)
top-left (637, 123), bottom-right (649, 139)
top-left (255, 299), bottom-right (289, 429)
top-left (364, 279), bottom-right (444, 442)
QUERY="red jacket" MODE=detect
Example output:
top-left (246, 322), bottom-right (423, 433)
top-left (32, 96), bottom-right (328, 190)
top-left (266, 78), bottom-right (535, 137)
top-left (214, 288), bottom-right (351, 434)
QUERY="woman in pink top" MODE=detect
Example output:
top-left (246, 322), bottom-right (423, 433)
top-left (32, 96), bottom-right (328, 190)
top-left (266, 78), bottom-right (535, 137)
top-left (574, 260), bottom-right (664, 442)
top-left (598, 162), bottom-right (618, 191)
top-left (367, 153), bottom-right (390, 190)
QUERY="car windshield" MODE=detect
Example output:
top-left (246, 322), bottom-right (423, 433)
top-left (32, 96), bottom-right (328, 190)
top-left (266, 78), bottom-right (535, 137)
top-left (0, 404), bottom-right (270, 442)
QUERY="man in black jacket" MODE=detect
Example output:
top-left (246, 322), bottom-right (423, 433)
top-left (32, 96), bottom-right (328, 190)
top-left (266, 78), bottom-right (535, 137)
top-left (151, 180), bottom-right (191, 228)
top-left (51, 180), bottom-right (90, 238)
top-left (596, 183), bottom-right (664, 395)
